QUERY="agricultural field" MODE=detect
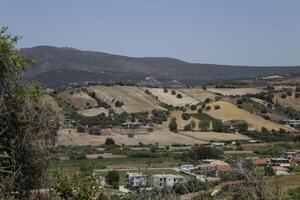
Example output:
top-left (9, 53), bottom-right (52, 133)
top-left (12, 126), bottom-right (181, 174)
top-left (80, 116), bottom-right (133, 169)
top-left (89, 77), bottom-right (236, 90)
top-left (179, 131), bottom-right (250, 142)
top-left (57, 88), bottom-right (98, 110)
top-left (78, 107), bottom-right (109, 116)
top-left (148, 88), bottom-right (198, 106)
top-left (274, 92), bottom-right (300, 111)
top-left (207, 87), bottom-right (262, 96)
top-left (57, 128), bottom-right (208, 146)
top-left (205, 101), bottom-right (291, 131)
top-left (179, 87), bottom-right (217, 102)
top-left (89, 86), bottom-right (163, 113)
top-left (157, 110), bottom-right (200, 131)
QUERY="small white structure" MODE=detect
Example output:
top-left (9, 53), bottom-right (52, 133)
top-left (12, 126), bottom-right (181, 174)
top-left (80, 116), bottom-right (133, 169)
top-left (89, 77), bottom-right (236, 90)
top-left (269, 158), bottom-right (290, 167)
top-left (281, 151), bottom-right (297, 159)
top-left (180, 164), bottom-right (195, 172)
top-left (126, 173), bottom-right (148, 189)
top-left (153, 174), bottom-right (185, 188)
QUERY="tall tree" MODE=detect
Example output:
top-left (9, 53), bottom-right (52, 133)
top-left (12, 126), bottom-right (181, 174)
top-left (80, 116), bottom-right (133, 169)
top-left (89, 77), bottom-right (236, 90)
top-left (0, 27), bottom-right (59, 198)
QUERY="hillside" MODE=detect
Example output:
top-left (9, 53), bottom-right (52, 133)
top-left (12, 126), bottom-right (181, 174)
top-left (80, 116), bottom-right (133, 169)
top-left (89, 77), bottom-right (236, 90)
top-left (206, 101), bottom-right (291, 131)
top-left (21, 46), bottom-right (300, 87)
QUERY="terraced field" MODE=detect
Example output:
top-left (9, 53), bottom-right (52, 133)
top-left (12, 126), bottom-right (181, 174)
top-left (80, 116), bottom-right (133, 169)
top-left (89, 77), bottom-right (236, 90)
top-left (89, 86), bottom-right (164, 113)
top-left (57, 128), bottom-right (208, 146)
top-left (179, 88), bottom-right (216, 102)
top-left (148, 88), bottom-right (198, 106)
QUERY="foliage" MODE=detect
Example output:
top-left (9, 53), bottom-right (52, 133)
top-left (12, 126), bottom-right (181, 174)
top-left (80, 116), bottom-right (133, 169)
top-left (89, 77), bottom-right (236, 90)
top-left (264, 166), bottom-right (275, 176)
top-left (115, 100), bottom-right (124, 107)
top-left (178, 147), bottom-right (223, 161)
top-left (105, 138), bottom-right (115, 146)
top-left (0, 27), bottom-right (59, 198)
top-left (105, 170), bottom-right (120, 188)
top-left (174, 179), bottom-right (208, 194)
top-left (181, 112), bottom-right (190, 120)
top-left (176, 93), bottom-right (182, 98)
top-left (52, 172), bottom-right (104, 200)
top-left (168, 117), bottom-right (178, 132)
top-left (212, 119), bottom-right (224, 132)
top-left (198, 120), bottom-right (210, 131)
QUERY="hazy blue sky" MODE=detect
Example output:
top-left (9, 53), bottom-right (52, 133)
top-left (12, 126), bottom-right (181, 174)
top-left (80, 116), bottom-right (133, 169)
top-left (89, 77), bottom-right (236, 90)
top-left (1, 0), bottom-right (300, 66)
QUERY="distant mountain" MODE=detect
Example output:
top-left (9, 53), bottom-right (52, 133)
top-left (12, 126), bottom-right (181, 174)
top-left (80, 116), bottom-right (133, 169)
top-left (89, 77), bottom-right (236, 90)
top-left (21, 46), bottom-right (300, 87)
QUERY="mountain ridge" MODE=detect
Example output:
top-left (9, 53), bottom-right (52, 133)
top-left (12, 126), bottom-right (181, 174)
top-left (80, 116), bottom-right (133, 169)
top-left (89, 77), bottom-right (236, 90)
top-left (21, 46), bottom-right (300, 87)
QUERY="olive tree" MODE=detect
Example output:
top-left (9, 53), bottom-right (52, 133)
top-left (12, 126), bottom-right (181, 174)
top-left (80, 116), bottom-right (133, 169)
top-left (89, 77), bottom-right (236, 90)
top-left (0, 27), bottom-right (59, 198)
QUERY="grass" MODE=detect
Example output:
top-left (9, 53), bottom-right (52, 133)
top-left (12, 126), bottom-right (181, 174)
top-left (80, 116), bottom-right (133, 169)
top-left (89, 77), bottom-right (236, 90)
top-left (276, 173), bottom-right (300, 188)
top-left (49, 156), bottom-right (173, 171)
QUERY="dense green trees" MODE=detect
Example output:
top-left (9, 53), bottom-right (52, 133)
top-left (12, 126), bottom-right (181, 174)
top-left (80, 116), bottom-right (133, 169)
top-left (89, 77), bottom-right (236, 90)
top-left (0, 27), bottom-right (59, 198)
top-left (168, 118), bottom-right (178, 132)
top-left (106, 170), bottom-right (120, 188)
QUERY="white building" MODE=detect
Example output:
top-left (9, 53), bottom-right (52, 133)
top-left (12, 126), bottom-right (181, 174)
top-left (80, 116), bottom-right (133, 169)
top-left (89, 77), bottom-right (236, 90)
top-left (153, 174), bottom-right (185, 188)
top-left (126, 173), bottom-right (148, 189)
top-left (180, 164), bottom-right (195, 172)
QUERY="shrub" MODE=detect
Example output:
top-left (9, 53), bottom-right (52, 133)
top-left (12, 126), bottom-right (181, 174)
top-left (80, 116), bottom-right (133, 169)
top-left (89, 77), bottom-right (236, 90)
top-left (168, 118), bottom-right (177, 132)
top-left (190, 120), bottom-right (196, 130)
top-left (106, 170), bottom-right (120, 188)
top-left (105, 138), bottom-right (115, 146)
top-left (145, 89), bottom-right (151, 95)
top-left (163, 88), bottom-right (168, 93)
top-left (262, 115), bottom-right (270, 120)
top-left (181, 113), bottom-right (190, 120)
top-left (214, 105), bottom-right (221, 110)
top-left (212, 120), bottom-right (224, 132)
top-left (204, 98), bottom-right (211, 103)
top-left (115, 100), bottom-right (124, 107)
top-left (190, 105), bottom-right (197, 110)
top-left (202, 85), bottom-right (207, 90)
top-left (236, 98), bottom-right (243, 105)
top-left (184, 124), bottom-right (191, 131)
top-left (171, 90), bottom-right (176, 95)
top-left (281, 93), bottom-right (287, 99)
top-left (197, 108), bottom-right (203, 113)
top-left (128, 133), bottom-right (135, 138)
top-left (295, 93), bottom-right (300, 98)
top-left (261, 108), bottom-right (267, 114)
top-left (206, 106), bottom-right (211, 111)
top-left (198, 120), bottom-right (210, 131)
top-left (176, 93), bottom-right (183, 98)
top-left (287, 91), bottom-right (293, 96)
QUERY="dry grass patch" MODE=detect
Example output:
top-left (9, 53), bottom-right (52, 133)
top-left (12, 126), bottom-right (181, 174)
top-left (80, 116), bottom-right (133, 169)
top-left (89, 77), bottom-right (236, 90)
top-left (274, 93), bottom-right (300, 111)
top-left (206, 101), bottom-right (291, 131)
top-left (148, 88), bottom-right (198, 106)
top-left (57, 128), bottom-right (207, 146)
top-left (179, 88), bottom-right (217, 102)
top-left (89, 86), bottom-right (163, 113)
top-left (179, 131), bottom-right (250, 141)
top-left (58, 89), bottom-right (97, 110)
top-left (207, 87), bottom-right (262, 96)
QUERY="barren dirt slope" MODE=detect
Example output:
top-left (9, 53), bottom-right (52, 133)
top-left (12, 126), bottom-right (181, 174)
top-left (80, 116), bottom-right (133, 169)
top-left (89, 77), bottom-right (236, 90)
top-left (206, 101), bottom-right (291, 131)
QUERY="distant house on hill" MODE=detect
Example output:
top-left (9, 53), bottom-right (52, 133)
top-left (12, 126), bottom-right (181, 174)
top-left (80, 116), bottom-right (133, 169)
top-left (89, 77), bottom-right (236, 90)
top-left (153, 174), bottom-right (185, 188)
